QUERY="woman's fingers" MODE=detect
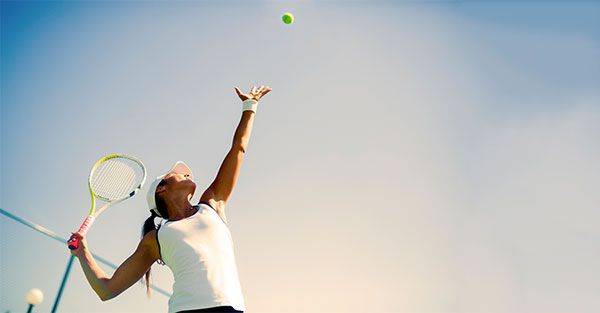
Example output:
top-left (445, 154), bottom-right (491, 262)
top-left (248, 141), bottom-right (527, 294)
top-left (70, 232), bottom-right (80, 239)
top-left (234, 87), bottom-right (249, 101)
top-left (235, 85), bottom-right (271, 101)
top-left (235, 87), bottom-right (246, 98)
top-left (259, 86), bottom-right (271, 98)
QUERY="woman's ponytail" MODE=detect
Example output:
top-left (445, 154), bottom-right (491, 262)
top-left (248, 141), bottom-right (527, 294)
top-left (141, 211), bottom-right (158, 296)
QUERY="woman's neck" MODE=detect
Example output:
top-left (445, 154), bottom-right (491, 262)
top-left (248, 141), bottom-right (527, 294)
top-left (165, 198), bottom-right (195, 221)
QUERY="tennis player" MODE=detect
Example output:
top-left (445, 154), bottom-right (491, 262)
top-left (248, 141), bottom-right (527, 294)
top-left (69, 85), bottom-right (272, 313)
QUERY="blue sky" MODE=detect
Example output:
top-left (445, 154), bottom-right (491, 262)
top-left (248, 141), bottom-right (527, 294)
top-left (2, 1), bottom-right (599, 313)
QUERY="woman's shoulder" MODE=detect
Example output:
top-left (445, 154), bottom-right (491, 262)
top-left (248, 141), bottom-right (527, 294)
top-left (199, 201), bottom-right (228, 225)
top-left (198, 200), bottom-right (220, 212)
top-left (139, 229), bottom-right (160, 257)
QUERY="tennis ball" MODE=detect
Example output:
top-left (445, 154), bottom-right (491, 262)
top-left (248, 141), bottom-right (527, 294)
top-left (282, 12), bottom-right (294, 25)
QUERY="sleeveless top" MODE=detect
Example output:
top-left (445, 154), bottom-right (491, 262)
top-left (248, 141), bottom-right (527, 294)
top-left (157, 203), bottom-right (245, 313)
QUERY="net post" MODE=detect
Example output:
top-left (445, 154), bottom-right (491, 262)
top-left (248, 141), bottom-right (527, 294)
top-left (51, 255), bottom-right (75, 313)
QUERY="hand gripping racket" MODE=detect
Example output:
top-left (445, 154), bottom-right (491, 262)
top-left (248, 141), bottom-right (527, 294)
top-left (68, 154), bottom-right (147, 250)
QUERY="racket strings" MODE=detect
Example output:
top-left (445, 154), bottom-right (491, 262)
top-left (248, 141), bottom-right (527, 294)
top-left (91, 159), bottom-right (143, 200)
top-left (104, 161), bottom-right (135, 198)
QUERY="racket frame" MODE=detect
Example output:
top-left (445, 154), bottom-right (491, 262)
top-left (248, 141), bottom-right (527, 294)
top-left (68, 154), bottom-right (147, 250)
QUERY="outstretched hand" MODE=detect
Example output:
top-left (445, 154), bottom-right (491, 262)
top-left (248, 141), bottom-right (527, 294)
top-left (235, 85), bottom-right (272, 102)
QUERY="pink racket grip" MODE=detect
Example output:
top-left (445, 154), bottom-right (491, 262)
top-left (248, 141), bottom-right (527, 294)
top-left (68, 216), bottom-right (95, 250)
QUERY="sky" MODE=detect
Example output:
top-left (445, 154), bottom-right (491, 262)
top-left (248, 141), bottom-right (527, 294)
top-left (1, 1), bottom-right (599, 313)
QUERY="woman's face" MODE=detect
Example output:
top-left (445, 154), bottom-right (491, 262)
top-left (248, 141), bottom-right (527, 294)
top-left (159, 172), bottom-right (196, 196)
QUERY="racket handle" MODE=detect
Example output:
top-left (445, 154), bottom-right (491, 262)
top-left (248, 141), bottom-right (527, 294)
top-left (68, 237), bottom-right (81, 250)
top-left (68, 216), bottom-right (95, 250)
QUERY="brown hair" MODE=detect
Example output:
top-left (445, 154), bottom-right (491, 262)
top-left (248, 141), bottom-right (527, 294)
top-left (140, 190), bottom-right (169, 296)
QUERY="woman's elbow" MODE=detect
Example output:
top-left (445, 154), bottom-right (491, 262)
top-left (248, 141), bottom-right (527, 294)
top-left (98, 287), bottom-right (118, 301)
top-left (99, 292), bottom-right (115, 302)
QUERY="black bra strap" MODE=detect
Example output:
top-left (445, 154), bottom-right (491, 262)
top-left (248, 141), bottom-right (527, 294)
top-left (155, 223), bottom-right (164, 265)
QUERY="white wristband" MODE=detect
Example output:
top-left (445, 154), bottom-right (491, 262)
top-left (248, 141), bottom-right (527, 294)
top-left (242, 99), bottom-right (258, 113)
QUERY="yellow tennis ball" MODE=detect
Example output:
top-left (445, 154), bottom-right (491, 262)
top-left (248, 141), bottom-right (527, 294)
top-left (282, 12), bottom-right (294, 24)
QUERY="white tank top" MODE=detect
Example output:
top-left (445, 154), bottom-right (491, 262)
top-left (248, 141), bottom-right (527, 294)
top-left (157, 203), bottom-right (245, 313)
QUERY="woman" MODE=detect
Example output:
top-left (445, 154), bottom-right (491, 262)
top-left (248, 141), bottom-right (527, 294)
top-left (68, 85), bottom-right (272, 313)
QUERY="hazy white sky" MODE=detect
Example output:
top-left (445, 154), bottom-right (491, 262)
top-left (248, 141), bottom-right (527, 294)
top-left (2, 1), bottom-right (599, 313)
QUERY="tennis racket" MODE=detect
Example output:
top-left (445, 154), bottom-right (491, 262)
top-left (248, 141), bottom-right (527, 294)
top-left (68, 154), bottom-right (147, 250)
